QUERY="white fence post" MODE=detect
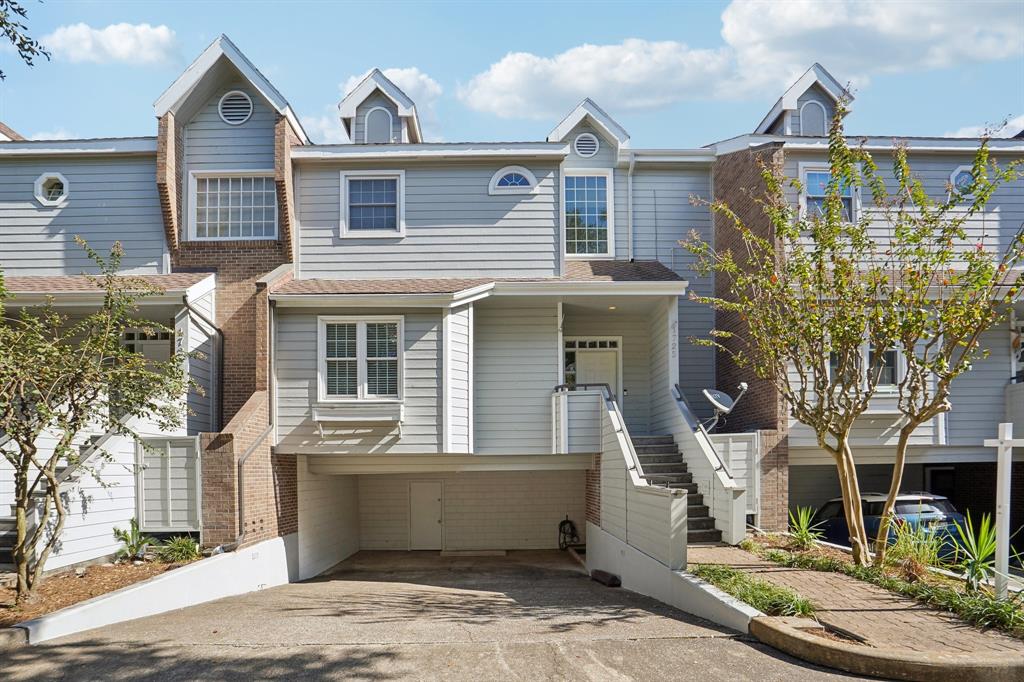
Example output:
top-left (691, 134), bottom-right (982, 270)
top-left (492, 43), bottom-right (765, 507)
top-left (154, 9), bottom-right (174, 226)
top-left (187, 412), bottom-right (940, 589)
top-left (984, 422), bottom-right (1015, 601)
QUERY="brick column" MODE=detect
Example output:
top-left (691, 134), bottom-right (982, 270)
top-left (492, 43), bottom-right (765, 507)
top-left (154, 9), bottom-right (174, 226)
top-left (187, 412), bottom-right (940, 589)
top-left (585, 454), bottom-right (601, 526)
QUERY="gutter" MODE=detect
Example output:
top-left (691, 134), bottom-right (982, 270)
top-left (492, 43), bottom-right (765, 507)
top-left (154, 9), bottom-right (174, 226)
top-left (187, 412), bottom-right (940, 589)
top-left (627, 151), bottom-right (636, 262)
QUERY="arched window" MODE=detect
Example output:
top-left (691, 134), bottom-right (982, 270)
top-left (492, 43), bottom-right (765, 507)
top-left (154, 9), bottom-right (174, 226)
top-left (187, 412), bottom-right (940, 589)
top-left (799, 100), bottom-right (828, 137)
top-left (364, 107), bottom-right (393, 144)
top-left (488, 166), bottom-right (538, 195)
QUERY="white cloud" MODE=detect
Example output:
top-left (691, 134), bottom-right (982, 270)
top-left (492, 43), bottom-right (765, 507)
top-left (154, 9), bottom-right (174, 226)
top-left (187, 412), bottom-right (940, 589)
top-left (458, 39), bottom-right (731, 119)
top-left (458, 1), bottom-right (1023, 118)
top-left (42, 23), bottom-right (178, 64)
top-left (300, 110), bottom-right (350, 144)
top-left (947, 114), bottom-right (1024, 138)
top-left (343, 67), bottom-right (445, 140)
top-left (29, 128), bottom-right (76, 141)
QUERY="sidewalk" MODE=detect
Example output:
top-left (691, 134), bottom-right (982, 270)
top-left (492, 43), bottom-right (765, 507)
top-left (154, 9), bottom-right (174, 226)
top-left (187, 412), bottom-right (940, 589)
top-left (688, 545), bottom-right (1024, 655)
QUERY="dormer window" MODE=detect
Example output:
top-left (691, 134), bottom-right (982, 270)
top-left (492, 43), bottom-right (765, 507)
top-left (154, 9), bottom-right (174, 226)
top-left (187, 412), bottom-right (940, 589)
top-left (364, 107), bottom-right (394, 143)
top-left (799, 100), bottom-right (828, 136)
top-left (34, 172), bottom-right (69, 207)
top-left (488, 166), bottom-right (538, 195)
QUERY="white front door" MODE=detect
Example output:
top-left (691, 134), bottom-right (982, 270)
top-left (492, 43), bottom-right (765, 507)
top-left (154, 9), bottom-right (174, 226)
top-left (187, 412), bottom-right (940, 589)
top-left (576, 350), bottom-right (619, 400)
top-left (409, 480), bottom-right (443, 550)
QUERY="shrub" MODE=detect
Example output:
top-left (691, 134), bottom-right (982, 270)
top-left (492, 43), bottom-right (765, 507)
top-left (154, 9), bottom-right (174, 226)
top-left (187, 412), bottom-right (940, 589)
top-left (952, 511), bottom-right (997, 592)
top-left (157, 536), bottom-right (201, 563)
top-left (788, 506), bottom-right (824, 550)
top-left (885, 519), bottom-right (945, 582)
top-left (112, 518), bottom-right (157, 562)
top-left (692, 563), bottom-right (814, 617)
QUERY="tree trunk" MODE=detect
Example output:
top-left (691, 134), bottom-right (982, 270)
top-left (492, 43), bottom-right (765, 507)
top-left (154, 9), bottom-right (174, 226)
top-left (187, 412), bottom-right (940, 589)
top-left (13, 469), bottom-right (29, 601)
top-left (833, 439), bottom-right (871, 565)
top-left (873, 425), bottom-right (914, 565)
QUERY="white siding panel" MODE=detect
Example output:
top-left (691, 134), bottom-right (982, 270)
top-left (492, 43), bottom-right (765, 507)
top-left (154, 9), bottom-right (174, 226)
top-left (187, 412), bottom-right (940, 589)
top-left (447, 304), bottom-right (472, 453)
top-left (473, 299), bottom-right (558, 454)
top-left (297, 457), bottom-right (359, 579)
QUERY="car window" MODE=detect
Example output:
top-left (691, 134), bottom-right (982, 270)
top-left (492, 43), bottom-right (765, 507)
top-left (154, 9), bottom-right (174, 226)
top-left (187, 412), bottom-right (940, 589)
top-left (895, 499), bottom-right (956, 516)
top-left (816, 502), bottom-right (842, 520)
top-left (862, 501), bottom-right (886, 517)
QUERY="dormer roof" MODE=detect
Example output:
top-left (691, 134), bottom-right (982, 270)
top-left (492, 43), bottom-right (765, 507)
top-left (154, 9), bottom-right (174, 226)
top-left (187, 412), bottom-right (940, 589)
top-left (338, 69), bottom-right (423, 143)
top-left (153, 34), bottom-right (309, 143)
top-left (754, 63), bottom-right (851, 134)
top-left (547, 98), bottom-right (630, 149)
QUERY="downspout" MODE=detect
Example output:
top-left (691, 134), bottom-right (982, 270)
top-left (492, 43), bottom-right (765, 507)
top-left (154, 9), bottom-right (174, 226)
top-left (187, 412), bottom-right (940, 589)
top-left (182, 295), bottom-right (225, 432)
top-left (627, 151), bottom-right (636, 262)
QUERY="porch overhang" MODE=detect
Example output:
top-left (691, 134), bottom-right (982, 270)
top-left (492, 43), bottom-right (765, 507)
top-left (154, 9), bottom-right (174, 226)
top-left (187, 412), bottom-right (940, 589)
top-left (304, 453), bottom-right (596, 475)
top-left (3, 273), bottom-right (216, 307)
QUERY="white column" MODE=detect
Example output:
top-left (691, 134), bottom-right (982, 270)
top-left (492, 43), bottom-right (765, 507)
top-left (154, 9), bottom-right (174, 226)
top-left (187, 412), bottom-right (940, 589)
top-left (996, 423), bottom-right (1013, 600)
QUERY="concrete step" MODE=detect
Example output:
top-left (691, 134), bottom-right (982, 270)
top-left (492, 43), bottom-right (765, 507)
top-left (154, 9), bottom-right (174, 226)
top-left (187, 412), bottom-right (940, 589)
top-left (688, 528), bottom-right (723, 543)
top-left (644, 472), bottom-right (693, 485)
top-left (687, 516), bottom-right (717, 531)
top-left (667, 482), bottom-right (699, 494)
top-left (688, 493), bottom-right (703, 506)
top-left (637, 453), bottom-right (684, 465)
top-left (633, 444), bottom-right (679, 455)
top-left (631, 435), bottom-right (675, 446)
top-left (642, 463), bottom-right (688, 474)
top-left (687, 504), bottom-right (709, 517)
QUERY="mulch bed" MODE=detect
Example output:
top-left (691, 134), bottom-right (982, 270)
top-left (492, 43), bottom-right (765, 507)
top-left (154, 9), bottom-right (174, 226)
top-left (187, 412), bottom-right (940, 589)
top-left (0, 562), bottom-right (184, 628)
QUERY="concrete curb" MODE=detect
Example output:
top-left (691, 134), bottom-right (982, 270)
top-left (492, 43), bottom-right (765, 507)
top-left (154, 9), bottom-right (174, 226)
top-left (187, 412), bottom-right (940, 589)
top-left (750, 616), bottom-right (1024, 682)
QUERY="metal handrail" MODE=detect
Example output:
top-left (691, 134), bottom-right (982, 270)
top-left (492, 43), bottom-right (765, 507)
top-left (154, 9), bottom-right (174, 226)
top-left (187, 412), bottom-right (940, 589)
top-left (672, 383), bottom-right (733, 478)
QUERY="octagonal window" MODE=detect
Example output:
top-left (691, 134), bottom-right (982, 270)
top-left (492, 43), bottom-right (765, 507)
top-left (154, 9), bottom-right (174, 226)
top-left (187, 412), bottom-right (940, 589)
top-left (34, 172), bottom-right (69, 206)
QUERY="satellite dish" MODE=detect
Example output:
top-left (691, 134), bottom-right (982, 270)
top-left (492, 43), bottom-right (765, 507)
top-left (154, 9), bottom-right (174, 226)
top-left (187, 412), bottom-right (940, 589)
top-left (701, 382), bottom-right (749, 431)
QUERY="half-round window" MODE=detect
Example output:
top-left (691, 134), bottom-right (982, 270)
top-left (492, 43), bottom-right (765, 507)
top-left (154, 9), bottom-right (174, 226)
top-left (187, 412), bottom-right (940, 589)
top-left (364, 107), bottom-right (394, 143)
top-left (489, 166), bottom-right (538, 195)
top-left (799, 100), bottom-right (828, 136)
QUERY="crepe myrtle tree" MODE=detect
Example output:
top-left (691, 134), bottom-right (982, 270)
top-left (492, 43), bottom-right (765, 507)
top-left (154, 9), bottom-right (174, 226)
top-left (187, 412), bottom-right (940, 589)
top-left (0, 239), bottom-right (192, 601)
top-left (684, 103), bottom-right (1023, 565)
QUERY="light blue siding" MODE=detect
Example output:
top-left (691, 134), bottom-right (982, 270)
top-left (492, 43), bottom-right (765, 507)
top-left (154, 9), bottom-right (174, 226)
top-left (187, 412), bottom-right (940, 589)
top-left (352, 91), bottom-right (401, 144)
top-left (295, 162), bottom-right (559, 278)
top-left (0, 156), bottom-right (165, 275)
top-left (447, 304), bottom-right (472, 452)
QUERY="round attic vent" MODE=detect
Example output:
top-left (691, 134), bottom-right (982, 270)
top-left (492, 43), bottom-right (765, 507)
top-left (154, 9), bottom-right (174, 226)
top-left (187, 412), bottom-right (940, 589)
top-left (218, 91), bottom-right (253, 125)
top-left (573, 132), bottom-right (599, 158)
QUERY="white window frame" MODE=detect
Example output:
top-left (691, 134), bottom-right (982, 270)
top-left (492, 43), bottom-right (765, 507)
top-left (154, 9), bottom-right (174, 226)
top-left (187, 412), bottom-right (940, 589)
top-left (798, 100), bottom-right (828, 136)
top-left (339, 169), bottom-right (406, 238)
top-left (188, 169), bottom-right (278, 242)
top-left (363, 106), bottom-right (394, 144)
top-left (488, 165), bottom-right (537, 195)
top-left (563, 336), bottom-right (624, 404)
top-left (949, 165), bottom-right (975, 200)
top-left (562, 167), bottom-right (615, 259)
top-left (828, 343), bottom-right (904, 393)
top-left (34, 172), bottom-right (69, 207)
top-left (798, 162), bottom-right (859, 222)
top-left (317, 315), bottom-right (405, 403)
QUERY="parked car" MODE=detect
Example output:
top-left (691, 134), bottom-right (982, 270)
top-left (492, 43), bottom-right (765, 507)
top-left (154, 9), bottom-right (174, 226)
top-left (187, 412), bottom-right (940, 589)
top-left (812, 492), bottom-right (966, 552)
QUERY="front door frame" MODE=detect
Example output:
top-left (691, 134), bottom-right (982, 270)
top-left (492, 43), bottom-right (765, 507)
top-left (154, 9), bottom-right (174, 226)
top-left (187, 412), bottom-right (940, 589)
top-left (564, 335), bottom-right (624, 404)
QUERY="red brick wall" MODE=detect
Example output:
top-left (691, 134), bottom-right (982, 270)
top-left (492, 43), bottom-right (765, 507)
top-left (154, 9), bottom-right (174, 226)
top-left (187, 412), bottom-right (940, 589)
top-left (585, 454), bottom-right (601, 526)
top-left (757, 430), bottom-right (789, 531)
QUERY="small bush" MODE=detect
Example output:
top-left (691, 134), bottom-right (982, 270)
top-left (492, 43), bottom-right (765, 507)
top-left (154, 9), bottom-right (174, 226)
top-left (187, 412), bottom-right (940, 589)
top-left (157, 536), bottom-right (201, 563)
top-left (112, 518), bottom-right (157, 562)
top-left (885, 520), bottom-right (944, 582)
top-left (788, 506), bottom-right (824, 550)
top-left (952, 511), bottom-right (997, 592)
top-left (692, 563), bottom-right (814, 617)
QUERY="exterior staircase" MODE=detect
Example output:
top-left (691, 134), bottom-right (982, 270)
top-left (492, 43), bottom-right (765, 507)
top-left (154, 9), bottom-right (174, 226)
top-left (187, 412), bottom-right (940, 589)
top-left (0, 465), bottom-right (72, 570)
top-left (631, 434), bottom-right (722, 543)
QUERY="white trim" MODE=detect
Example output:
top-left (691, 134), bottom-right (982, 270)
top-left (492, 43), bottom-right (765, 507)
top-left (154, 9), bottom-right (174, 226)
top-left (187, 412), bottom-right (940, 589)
top-left (317, 315), bottom-right (405, 404)
top-left (488, 165), bottom-right (538, 195)
top-left (187, 169), bottom-right (278, 241)
top-left (442, 308), bottom-right (452, 453)
top-left (798, 100), bottom-right (828, 136)
top-left (0, 138), bottom-right (156, 156)
top-left (363, 106), bottom-right (394, 144)
top-left (548, 98), bottom-right (630, 147)
top-left (33, 172), bottom-right (69, 207)
top-left (466, 304), bottom-right (475, 452)
top-left (949, 164), bottom-right (976, 199)
top-left (797, 162), bottom-right (860, 221)
top-left (293, 142), bottom-right (567, 161)
top-left (564, 335), bottom-right (624, 404)
top-left (563, 167), bottom-right (615, 259)
top-left (217, 90), bottom-right (253, 126)
top-left (339, 169), bottom-right (406, 238)
top-left (573, 132), bottom-right (600, 158)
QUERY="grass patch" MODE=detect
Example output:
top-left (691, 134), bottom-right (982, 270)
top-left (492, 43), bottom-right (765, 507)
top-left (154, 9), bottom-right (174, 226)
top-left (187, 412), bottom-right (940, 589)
top-left (691, 563), bottom-right (815, 617)
top-left (749, 539), bottom-right (1024, 638)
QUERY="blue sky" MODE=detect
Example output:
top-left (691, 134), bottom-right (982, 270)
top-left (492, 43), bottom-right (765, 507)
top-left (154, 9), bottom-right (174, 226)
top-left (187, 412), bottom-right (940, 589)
top-left (2, 0), bottom-right (1022, 147)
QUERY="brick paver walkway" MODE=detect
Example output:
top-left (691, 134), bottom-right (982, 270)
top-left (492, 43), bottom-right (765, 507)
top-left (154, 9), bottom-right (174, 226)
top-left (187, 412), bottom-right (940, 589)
top-left (688, 545), bottom-right (1024, 654)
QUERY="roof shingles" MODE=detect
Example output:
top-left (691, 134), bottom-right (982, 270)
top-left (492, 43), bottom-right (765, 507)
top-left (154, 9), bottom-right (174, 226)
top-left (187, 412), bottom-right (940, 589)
top-left (4, 272), bottom-right (212, 294)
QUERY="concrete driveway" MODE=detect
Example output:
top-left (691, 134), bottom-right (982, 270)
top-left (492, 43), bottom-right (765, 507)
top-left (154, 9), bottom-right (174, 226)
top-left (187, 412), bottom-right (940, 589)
top-left (5, 551), bottom-right (862, 681)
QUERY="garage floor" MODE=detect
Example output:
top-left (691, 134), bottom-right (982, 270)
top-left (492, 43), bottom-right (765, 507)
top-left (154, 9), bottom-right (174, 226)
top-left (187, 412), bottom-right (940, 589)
top-left (5, 551), bottom-right (862, 681)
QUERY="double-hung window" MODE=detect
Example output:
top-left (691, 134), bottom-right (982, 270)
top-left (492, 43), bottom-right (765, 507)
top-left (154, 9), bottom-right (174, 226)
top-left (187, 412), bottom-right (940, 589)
top-left (868, 346), bottom-right (899, 389)
top-left (801, 166), bottom-right (854, 222)
top-left (319, 316), bottom-right (403, 402)
top-left (191, 172), bottom-right (278, 240)
top-left (340, 170), bottom-right (405, 237)
top-left (564, 169), bottom-right (613, 257)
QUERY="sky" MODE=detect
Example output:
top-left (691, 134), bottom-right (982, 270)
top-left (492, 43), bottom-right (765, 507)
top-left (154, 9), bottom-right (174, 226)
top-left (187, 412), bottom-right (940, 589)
top-left (1, 0), bottom-right (1022, 147)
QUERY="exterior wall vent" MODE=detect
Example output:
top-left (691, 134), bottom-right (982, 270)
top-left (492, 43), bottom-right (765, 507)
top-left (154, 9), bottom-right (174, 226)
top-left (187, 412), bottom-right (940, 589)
top-left (573, 133), bottom-right (600, 158)
top-left (218, 91), bottom-right (253, 125)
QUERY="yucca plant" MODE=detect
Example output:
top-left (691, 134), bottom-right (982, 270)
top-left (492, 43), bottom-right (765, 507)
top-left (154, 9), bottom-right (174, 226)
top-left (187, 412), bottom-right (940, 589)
top-left (788, 506), bottom-right (824, 551)
top-left (157, 536), bottom-right (201, 563)
top-left (113, 518), bottom-right (158, 562)
top-left (952, 511), bottom-right (998, 592)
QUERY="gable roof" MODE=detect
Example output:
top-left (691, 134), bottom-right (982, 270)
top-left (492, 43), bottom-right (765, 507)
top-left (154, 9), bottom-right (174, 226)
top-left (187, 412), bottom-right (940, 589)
top-left (754, 63), bottom-right (851, 134)
top-left (547, 98), bottom-right (630, 148)
top-left (0, 121), bottom-right (25, 142)
top-left (153, 34), bottom-right (309, 144)
top-left (337, 69), bottom-right (423, 143)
